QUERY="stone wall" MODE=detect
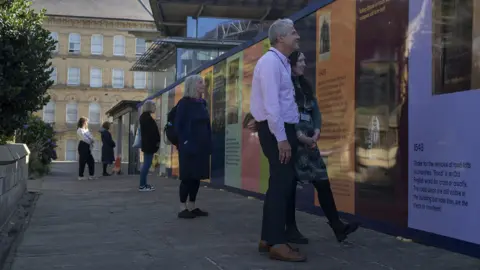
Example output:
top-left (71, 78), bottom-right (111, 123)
top-left (0, 144), bottom-right (30, 230)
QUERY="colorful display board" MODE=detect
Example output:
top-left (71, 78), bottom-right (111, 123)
top-left (143, 0), bottom-right (479, 255)
top-left (408, 0), bottom-right (480, 245)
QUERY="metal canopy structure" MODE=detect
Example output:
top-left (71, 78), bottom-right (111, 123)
top-left (148, 0), bottom-right (309, 35)
top-left (131, 38), bottom-right (242, 72)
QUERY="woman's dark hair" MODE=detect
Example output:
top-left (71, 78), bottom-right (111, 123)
top-left (288, 51), bottom-right (314, 102)
top-left (102, 121), bottom-right (111, 130)
top-left (77, 117), bottom-right (87, 129)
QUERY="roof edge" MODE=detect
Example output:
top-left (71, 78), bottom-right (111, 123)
top-left (45, 14), bottom-right (155, 23)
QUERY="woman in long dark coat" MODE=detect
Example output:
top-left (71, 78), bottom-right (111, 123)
top-left (99, 121), bottom-right (115, 176)
top-left (174, 74), bottom-right (212, 219)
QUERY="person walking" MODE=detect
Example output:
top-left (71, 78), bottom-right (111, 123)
top-left (174, 75), bottom-right (212, 219)
top-left (77, 117), bottom-right (96, 180)
top-left (139, 100), bottom-right (160, 192)
top-left (99, 121), bottom-right (116, 176)
top-left (245, 51), bottom-right (360, 245)
top-left (250, 18), bottom-right (306, 262)
top-left (287, 50), bottom-right (359, 243)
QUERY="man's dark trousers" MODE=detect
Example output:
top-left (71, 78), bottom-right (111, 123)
top-left (258, 121), bottom-right (298, 245)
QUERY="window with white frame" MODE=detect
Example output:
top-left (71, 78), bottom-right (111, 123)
top-left (67, 67), bottom-right (80, 86)
top-left (113, 35), bottom-right (125, 56)
top-left (135, 38), bottom-right (146, 57)
top-left (88, 103), bottom-right (101, 124)
top-left (50, 32), bottom-right (59, 52)
top-left (90, 67), bottom-right (102, 87)
top-left (112, 69), bottom-right (124, 88)
top-left (65, 139), bottom-right (77, 161)
top-left (134, 72), bottom-right (146, 89)
top-left (66, 102), bottom-right (78, 123)
top-left (92, 139), bottom-right (101, 162)
top-left (91, 34), bottom-right (103, 55)
top-left (68, 33), bottom-right (81, 54)
top-left (43, 101), bottom-right (55, 123)
top-left (50, 66), bottom-right (57, 85)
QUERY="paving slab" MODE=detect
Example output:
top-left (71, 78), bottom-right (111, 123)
top-left (7, 163), bottom-right (480, 270)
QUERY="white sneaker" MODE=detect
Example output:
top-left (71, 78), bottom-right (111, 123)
top-left (88, 176), bottom-right (98, 180)
top-left (78, 177), bottom-right (86, 181)
top-left (138, 185), bottom-right (155, 192)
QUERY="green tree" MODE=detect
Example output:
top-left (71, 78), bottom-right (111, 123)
top-left (16, 115), bottom-right (58, 176)
top-left (0, 0), bottom-right (56, 144)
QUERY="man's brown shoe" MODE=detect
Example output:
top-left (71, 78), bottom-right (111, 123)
top-left (258, 241), bottom-right (299, 253)
top-left (269, 244), bottom-right (307, 262)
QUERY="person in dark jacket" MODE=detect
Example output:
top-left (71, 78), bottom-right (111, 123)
top-left (174, 74), bottom-right (212, 219)
top-left (287, 50), bottom-right (359, 243)
top-left (99, 121), bottom-right (116, 176)
top-left (139, 100), bottom-right (160, 192)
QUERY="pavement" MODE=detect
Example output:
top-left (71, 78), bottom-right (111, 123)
top-left (7, 162), bottom-right (480, 270)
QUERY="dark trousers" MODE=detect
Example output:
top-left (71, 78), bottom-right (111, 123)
top-left (312, 181), bottom-right (340, 224)
top-left (179, 178), bottom-right (201, 203)
top-left (78, 141), bottom-right (95, 177)
top-left (102, 163), bottom-right (108, 174)
top-left (286, 180), bottom-right (299, 232)
top-left (258, 121), bottom-right (298, 245)
top-left (286, 180), bottom-right (340, 230)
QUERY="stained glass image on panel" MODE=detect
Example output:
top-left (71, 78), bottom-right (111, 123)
top-left (318, 11), bottom-right (332, 61)
top-left (226, 58), bottom-right (240, 125)
top-left (432, 0), bottom-right (475, 95)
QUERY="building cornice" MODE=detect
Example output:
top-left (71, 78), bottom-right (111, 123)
top-left (49, 85), bottom-right (150, 93)
top-left (44, 16), bottom-right (156, 31)
top-left (53, 53), bottom-right (139, 63)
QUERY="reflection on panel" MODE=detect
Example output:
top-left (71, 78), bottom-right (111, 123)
top-left (141, 0), bottom-right (480, 252)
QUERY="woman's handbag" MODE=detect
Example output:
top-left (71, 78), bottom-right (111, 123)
top-left (132, 127), bottom-right (141, 148)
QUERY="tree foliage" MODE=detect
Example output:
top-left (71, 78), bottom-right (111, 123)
top-left (0, 0), bottom-right (56, 144)
top-left (16, 115), bottom-right (57, 177)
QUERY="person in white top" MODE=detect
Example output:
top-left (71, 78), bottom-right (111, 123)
top-left (77, 117), bottom-right (96, 180)
top-left (250, 18), bottom-right (305, 262)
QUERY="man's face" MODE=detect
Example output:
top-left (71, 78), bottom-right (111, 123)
top-left (279, 25), bottom-right (300, 51)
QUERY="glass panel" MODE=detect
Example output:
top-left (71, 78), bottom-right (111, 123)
top-left (90, 68), bottom-right (102, 87)
top-left (89, 103), bottom-right (101, 124)
top-left (68, 68), bottom-right (80, 85)
top-left (176, 48), bottom-right (223, 79)
top-left (113, 35), bottom-right (125, 56)
top-left (112, 69), bottom-right (124, 88)
top-left (66, 103), bottom-right (78, 123)
top-left (136, 38), bottom-right (146, 55)
top-left (68, 33), bottom-right (81, 53)
top-left (91, 35), bottom-right (103, 54)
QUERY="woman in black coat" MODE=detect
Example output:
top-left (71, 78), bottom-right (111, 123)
top-left (174, 74), bottom-right (212, 219)
top-left (99, 121), bottom-right (115, 176)
top-left (139, 100), bottom-right (161, 192)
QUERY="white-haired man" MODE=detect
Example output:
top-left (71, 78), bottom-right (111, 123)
top-left (250, 18), bottom-right (306, 262)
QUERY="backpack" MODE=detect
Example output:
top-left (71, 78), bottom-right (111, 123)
top-left (164, 104), bottom-right (178, 146)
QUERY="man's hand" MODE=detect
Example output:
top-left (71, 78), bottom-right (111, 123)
top-left (278, 140), bottom-right (291, 164)
top-left (247, 119), bottom-right (258, 132)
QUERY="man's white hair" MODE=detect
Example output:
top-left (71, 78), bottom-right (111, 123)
top-left (268, 18), bottom-right (294, 46)
top-left (183, 74), bottom-right (203, 98)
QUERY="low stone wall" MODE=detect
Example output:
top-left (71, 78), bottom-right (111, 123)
top-left (0, 144), bottom-right (30, 230)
